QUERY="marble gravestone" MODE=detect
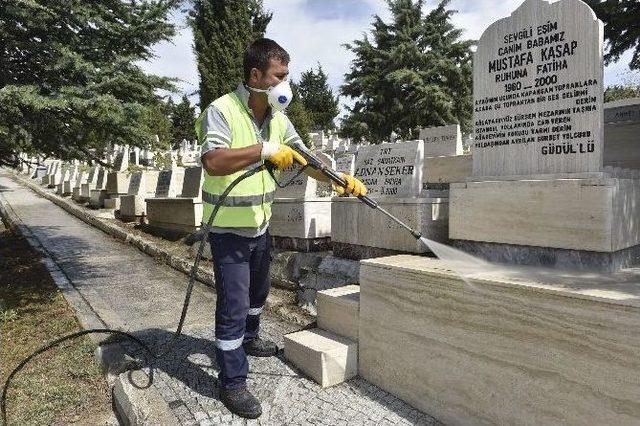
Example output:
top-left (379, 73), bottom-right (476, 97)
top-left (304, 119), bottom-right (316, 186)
top-left (332, 140), bottom-right (449, 259)
top-left (449, 0), bottom-right (640, 272)
top-left (46, 161), bottom-right (63, 187)
top-left (335, 154), bottom-right (356, 176)
top-left (88, 167), bottom-right (109, 208)
top-left (270, 153), bottom-right (334, 251)
top-left (79, 166), bottom-right (100, 201)
top-left (352, 141), bottom-right (424, 197)
top-left (145, 166), bottom-right (202, 239)
top-left (419, 124), bottom-right (463, 157)
top-left (58, 162), bottom-right (79, 196)
top-left (119, 170), bottom-right (160, 221)
top-left (418, 124), bottom-right (470, 194)
top-left (71, 167), bottom-right (91, 201)
top-left (472, 0), bottom-right (603, 178)
top-left (604, 98), bottom-right (640, 170)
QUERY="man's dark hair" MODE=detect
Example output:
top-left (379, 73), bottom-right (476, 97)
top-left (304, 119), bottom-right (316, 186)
top-left (243, 38), bottom-right (290, 82)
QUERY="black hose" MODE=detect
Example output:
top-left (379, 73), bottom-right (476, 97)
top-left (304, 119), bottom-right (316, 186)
top-left (1, 164), bottom-right (266, 425)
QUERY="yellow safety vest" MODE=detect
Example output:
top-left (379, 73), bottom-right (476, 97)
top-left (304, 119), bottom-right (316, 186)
top-left (195, 92), bottom-right (287, 228)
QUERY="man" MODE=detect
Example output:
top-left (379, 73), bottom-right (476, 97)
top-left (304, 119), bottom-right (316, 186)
top-left (196, 38), bottom-right (366, 419)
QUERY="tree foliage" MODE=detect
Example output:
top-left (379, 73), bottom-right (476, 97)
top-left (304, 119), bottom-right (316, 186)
top-left (340, 0), bottom-right (474, 143)
top-left (299, 64), bottom-right (339, 131)
top-left (0, 0), bottom-right (180, 167)
top-left (584, 0), bottom-right (640, 70)
top-left (190, 0), bottom-right (272, 109)
top-left (286, 82), bottom-right (312, 148)
top-left (604, 84), bottom-right (640, 103)
top-left (169, 95), bottom-right (197, 147)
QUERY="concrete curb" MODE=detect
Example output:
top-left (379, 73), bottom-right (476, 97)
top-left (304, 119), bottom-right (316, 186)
top-left (8, 170), bottom-right (313, 327)
top-left (0, 181), bottom-right (179, 426)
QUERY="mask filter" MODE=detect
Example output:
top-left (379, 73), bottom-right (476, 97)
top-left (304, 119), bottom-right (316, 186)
top-left (247, 80), bottom-right (293, 112)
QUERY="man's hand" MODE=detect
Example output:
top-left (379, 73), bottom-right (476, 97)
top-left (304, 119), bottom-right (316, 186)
top-left (334, 173), bottom-right (367, 197)
top-left (261, 142), bottom-right (307, 170)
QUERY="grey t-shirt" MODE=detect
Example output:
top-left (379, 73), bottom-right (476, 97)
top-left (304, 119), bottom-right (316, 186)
top-left (198, 83), bottom-right (303, 238)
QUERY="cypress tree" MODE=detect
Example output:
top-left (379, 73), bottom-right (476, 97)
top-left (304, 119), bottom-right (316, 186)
top-left (190, 0), bottom-right (272, 109)
top-left (170, 95), bottom-right (197, 146)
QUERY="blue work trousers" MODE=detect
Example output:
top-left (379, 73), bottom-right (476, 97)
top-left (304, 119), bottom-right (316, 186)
top-left (209, 230), bottom-right (271, 389)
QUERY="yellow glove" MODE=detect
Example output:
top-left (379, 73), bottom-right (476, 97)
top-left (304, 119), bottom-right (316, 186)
top-left (261, 142), bottom-right (307, 170)
top-left (333, 173), bottom-right (367, 197)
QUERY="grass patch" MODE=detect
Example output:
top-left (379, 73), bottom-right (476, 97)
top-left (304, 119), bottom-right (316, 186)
top-left (0, 229), bottom-right (111, 425)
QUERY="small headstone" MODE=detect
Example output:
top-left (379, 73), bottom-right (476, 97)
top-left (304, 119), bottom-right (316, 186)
top-left (419, 124), bottom-right (463, 157)
top-left (336, 154), bottom-right (356, 176)
top-left (154, 167), bottom-right (185, 198)
top-left (276, 165), bottom-right (317, 198)
top-left (180, 166), bottom-right (204, 199)
top-left (353, 140), bottom-right (424, 197)
top-left (472, 0), bottom-right (604, 177)
top-left (604, 97), bottom-right (640, 124)
top-left (314, 152), bottom-right (335, 197)
top-left (128, 172), bottom-right (144, 195)
top-left (604, 97), bottom-right (640, 170)
top-left (113, 146), bottom-right (130, 172)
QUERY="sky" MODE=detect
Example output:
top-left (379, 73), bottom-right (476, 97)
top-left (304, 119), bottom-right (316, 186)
top-left (139, 0), bottom-right (638, 114)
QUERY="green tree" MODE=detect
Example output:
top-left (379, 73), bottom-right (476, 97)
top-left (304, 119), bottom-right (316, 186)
top-left (142, 100), bottom-right (173, 150)
top-left (190, 0), bottom-right (272, 109)
top-left (584, 0), bottom-right (640, 70)
top-left (340, 0), bottom-right (474, 143)
top-left (604, 84), bottom-right (640, 102)
top-left (299, 64), bottom-right (339, 131)
top-left (286, 82), bottom-right (313, 148)
top-left (0, 0), bottom-right (180, 167)
top-left (170, 95), bottom-right (197, 147)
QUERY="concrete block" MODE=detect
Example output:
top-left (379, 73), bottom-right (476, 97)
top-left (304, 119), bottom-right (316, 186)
top-left (89, 189), bottom-right (108, 208)
top-left (284, 328), bottom-right (357, 388)
top-left (146, 197), bottom-right (202, 233)
top-left (449, 177), bottom-right (640, 253)
top-left (359, 255), bottom-right (640, 426)
top-left (317, 285), bottom-right (359, 341)
top-left (103, 197), bottom-right (120, 210)
top-left (331, 196), bottom-right (448, 254)
top-left (270, 198), bottom-right (332, 239)
top-left (423, 154), bottom-right (472, 185)
top-left (120, 194), bottom-right (146, 220)
top-left (106, 171), bottom-right (131, 194)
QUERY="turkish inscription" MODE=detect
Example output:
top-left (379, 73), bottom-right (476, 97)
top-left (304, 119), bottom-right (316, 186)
top-left (473, 0), bottom-right (604, 176)
top-left (353, 141), bottom-right (423, 197)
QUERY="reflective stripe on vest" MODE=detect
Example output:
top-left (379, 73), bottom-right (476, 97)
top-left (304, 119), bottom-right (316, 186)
top-left (197, 92), bottom-right (287, 228)
top-left (201, 189), bottom-right (276, 207)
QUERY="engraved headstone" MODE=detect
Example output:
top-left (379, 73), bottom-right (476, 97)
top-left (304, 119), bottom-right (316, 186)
top-left (353, 140), bottom-right (424, 197)
top-left (604, 97), bottom-right (640, 170)
top-left (128, 172), bottom-right (143, 195)
top-left (113, 146), bottom-right (130, 172)
top-left (154, 167), bottom-right (185, 198)
top-left (180, 166), bottom-right (204, 199)
top-left (336, 154), bottom-right (356, 176)
top-left (419, 124), bottom-right (463, 157)
top-left (276, 165), bottom-right (318, 198)
top-left (472, 0), bottom-right (604, 177)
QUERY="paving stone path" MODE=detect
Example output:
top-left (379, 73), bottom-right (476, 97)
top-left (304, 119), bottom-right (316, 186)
top-left (0, 171), bottom-right (440, 425)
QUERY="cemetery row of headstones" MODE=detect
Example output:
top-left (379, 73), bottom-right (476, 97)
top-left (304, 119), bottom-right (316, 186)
top-left (18, 0), bottom-right (640, 272)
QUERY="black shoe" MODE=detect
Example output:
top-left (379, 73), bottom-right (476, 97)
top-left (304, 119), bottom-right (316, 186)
top-left (219, 386), bottom-right (262, 419)
top-left (242, 337), bottom-right (278, 357)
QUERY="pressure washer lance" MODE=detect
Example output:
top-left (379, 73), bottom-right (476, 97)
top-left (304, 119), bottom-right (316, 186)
top-left (1, 148), bottom-right (423, 424)
top-left (289, 142), bottom-right (423, 241)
